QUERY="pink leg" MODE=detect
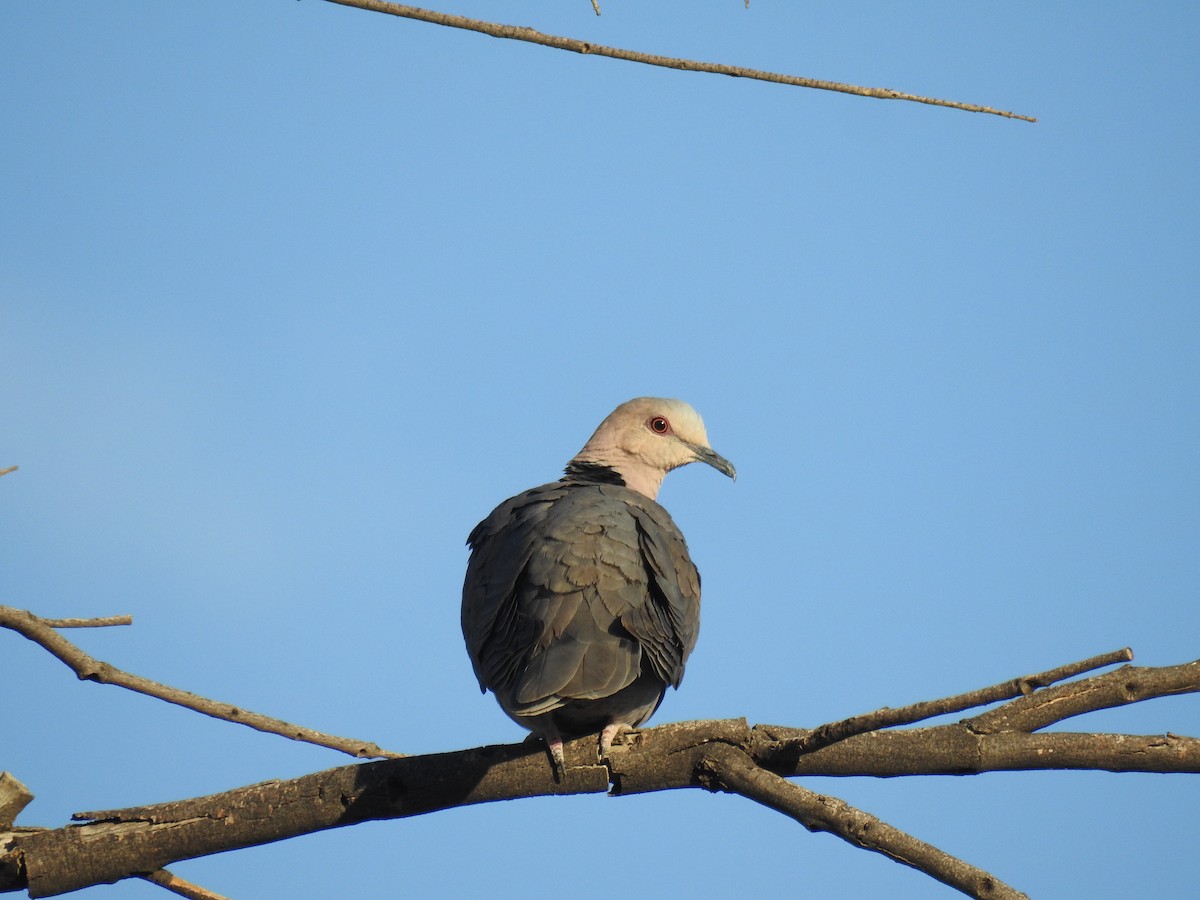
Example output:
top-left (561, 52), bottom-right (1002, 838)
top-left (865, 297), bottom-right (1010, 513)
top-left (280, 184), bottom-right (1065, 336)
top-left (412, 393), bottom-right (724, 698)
top-left (537, 721), bottom-right (566, 780)
top-left (599, 721), bottom-right (635, 759)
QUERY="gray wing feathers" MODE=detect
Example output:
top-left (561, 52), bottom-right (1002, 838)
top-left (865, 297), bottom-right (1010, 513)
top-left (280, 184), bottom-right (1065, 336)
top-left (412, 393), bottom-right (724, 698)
top-left (623, 504), bottom-right (701, 687)
top-left (461, 483), bottom-right (561, 692)
top-left (462, 482), bottom-right (700, 716)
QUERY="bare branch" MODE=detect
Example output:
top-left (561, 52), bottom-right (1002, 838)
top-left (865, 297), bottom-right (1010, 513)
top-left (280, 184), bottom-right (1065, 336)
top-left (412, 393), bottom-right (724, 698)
top-left (967, 659), bottom-right (1200, 733)
top-left (796, 648), bottom-right (1134, 754)
top-left (140, 870), bottom-right (231, 900)
top-left (768, 729), bottom-right (1200, 778)
top-left (319, 0), bottom-right (1037, 122)
top-left (38, 615), bottom-right (133, 628)
top-left (11, 741), bottom-right (607, 896)
top-left (6, 621), bottom-right (1195, 896)
top-left (5, 693), bottom-right (1198, 897)
top-left (0, 606), bottom-right (402, 760)
top-left (699, 742), bottom-right (1028, 900)
top-left (0, 775), bottom-right (33, 829)
top-left (0, 466), bottom-right (17, 478)
top-left (609, 720), bottom-right (1200, 796)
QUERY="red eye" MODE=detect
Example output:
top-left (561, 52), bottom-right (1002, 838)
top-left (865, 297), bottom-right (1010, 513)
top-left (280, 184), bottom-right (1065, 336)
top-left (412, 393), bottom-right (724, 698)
top-left (648, 416), bottom-right (670, 434)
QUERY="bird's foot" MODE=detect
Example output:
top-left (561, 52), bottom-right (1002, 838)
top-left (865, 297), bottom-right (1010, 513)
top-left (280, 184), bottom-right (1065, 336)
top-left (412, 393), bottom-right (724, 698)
top-left (598, 722), bottom-right (636, 761)
top-left (531, 723), bottom-right (566, 781)
top-left (547, 736), bottom-right (566, 781)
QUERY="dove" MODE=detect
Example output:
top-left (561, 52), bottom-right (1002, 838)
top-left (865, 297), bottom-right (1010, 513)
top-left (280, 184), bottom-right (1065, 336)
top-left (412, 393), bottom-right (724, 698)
top-left (462, 397), bottom-right (734, 774)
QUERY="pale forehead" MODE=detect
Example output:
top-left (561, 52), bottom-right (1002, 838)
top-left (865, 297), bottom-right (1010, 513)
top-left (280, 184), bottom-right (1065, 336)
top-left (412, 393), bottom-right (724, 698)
top-left (613, 397), bottom-right (706, 435)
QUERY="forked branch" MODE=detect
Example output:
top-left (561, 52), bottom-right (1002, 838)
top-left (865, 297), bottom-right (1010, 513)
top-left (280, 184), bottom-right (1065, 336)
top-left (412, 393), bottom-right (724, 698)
top-left (0, 606), bottom-right (402, 760)
top-left (6, 607), bottom-right (1196, 899)
top-left (795, 647), bottom-right (1134, 755)
top-left (968, 658), bottom-right (1200, 732)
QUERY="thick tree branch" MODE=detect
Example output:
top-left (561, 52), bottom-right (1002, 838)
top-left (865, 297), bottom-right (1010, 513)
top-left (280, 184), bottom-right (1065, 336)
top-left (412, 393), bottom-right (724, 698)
top-left (763, 727), bottom-right (1200, 778)
top-left (699, 742), bottom-right (1026, 900)
top-left (0, 606), bottom-right (401, 760)
top-left (6, 713), bottom-right (1198, 896)
top-left (5, 740), bottom-right (607, 897)
top-left (7, 618), bottom-right (1197, 896)
top-left (319, 0), bottom-right (1036, 122)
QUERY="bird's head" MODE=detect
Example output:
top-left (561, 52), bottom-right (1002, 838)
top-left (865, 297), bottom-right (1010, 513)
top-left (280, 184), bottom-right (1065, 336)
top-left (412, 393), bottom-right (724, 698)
top-left (571, 397), bottom-right (736, 500)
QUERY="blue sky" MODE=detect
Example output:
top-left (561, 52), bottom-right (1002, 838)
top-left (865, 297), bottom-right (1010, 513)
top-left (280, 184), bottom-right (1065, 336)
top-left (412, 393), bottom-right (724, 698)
top-left (3, 2), bottom-right (1198, 897)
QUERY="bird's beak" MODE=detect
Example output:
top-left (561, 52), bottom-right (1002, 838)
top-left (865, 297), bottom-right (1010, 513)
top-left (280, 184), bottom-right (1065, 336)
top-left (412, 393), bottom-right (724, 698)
top-left (690, 444), bottom-right (737, 481)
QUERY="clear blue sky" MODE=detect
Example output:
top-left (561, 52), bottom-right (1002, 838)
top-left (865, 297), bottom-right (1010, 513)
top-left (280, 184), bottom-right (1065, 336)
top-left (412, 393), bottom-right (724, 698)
top-left (4, 2), bottom-right (1198, 897)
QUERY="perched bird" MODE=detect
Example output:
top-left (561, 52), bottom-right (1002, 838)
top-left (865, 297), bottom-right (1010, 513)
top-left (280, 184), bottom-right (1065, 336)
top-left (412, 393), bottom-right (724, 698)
top-left (462, 397), bottom-right (735, 774)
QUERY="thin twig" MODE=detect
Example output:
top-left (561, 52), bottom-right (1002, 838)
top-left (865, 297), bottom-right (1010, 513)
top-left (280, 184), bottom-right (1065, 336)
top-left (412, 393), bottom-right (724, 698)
top-left (700, 742), bottom-right (1028, 900)
top-left (320, 0), bottom-right (1036, 122)
top-left (141, 869), bottom-right (232, 900)
top-left (40, 614), bottom-right (133, 628)
top-left (794, 648), bottom-right (1133, 755)
top-left (0, 466), bottom-right (17, 477)
top-left (590, 0), bottom-right (600, 16)
top-left (0, 605), bottom-right (403, 759)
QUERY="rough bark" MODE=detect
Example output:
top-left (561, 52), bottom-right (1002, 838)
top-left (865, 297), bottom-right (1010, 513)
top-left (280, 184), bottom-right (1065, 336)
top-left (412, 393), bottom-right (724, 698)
top-left (4, 714), bottom-right (1198, 897)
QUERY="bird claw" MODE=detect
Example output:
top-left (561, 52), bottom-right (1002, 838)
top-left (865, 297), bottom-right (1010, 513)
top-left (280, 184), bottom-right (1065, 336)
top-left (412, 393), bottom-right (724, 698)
top-left (598, 722), bottom-right (635, 760)
top-left (546, 736), bottom-right (566, 782)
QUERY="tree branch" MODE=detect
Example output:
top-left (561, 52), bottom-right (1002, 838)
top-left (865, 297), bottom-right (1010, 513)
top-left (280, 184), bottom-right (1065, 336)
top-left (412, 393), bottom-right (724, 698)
top-left (140, 870), bottom-right (231, 900)
top-left (6, 712), bottom-right (1198, 896)
top-left (765, 728), bottom-right (1200, 778)
top-left (0, 775), bottom-right (33, 830)
top-left (699, 742), bottom-right (1027, 900)
top-left (7, 614), bottom-right (1197, 897)
top-left (0, 606), bottom-right (401, 760)
top-left (795, 647), bottom-right (1134, 755)
top-left (318, 0), bottom-right (1037, 122)
top-left (37, 614), bottom-right (133, 629)
top-left (966, 659), bottom-right (1200, 732)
